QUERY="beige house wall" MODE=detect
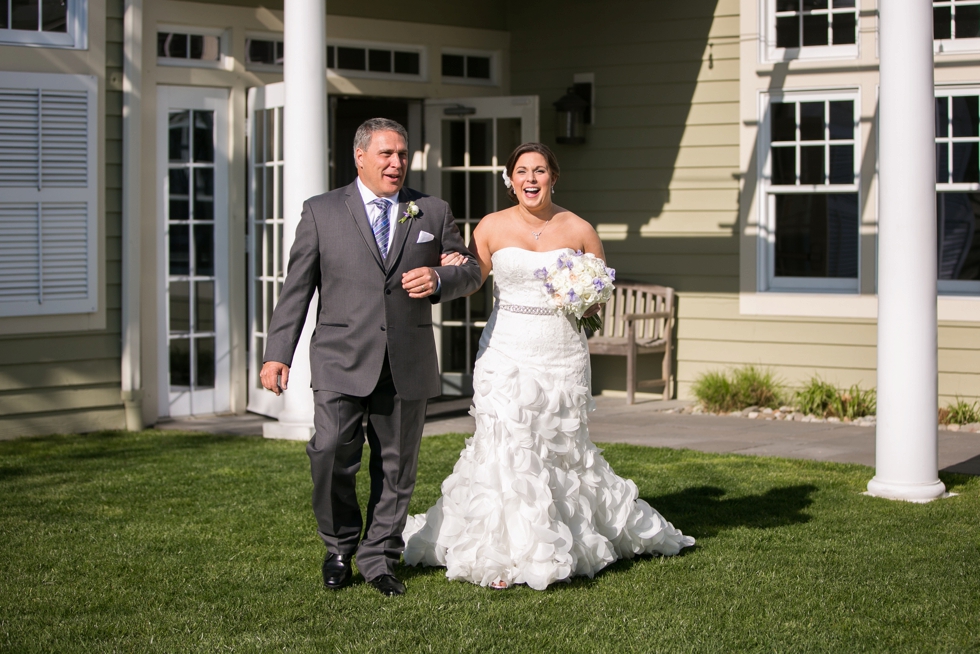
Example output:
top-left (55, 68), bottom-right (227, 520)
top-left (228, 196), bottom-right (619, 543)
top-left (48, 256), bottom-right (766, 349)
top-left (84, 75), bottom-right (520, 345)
top-left (0, 0), bottom-right (126, 438)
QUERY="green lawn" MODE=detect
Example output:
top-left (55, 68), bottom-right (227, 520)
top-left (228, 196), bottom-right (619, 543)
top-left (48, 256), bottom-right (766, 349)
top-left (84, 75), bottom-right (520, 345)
top-left (0, 430), bottom-right (977, 653)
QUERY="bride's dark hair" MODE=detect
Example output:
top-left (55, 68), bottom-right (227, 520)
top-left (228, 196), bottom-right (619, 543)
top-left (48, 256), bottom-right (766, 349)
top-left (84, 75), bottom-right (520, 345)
top-left (504, 142), bottom-right (560, 203)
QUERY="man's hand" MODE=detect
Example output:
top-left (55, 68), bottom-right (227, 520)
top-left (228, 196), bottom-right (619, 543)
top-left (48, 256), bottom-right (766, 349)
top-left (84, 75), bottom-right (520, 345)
top-left (402, 267), bottom-right (440, 298)
top-left (440, 251), bottom-right (466, 267)
top-left (260, 361), bottom-right (290, 396)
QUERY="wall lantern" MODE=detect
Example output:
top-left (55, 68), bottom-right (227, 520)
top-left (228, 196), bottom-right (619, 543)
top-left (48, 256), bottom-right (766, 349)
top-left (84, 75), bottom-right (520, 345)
top-left (553, 82), bottom-right (592, 144)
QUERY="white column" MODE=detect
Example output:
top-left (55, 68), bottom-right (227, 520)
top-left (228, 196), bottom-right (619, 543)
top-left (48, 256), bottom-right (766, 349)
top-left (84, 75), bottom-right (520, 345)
top-left (263, 0), bottom-right (327, 441)
top-left (121, 0), bottom-right (144, 430)
top-left (868, 0), bottom-right (946, 502)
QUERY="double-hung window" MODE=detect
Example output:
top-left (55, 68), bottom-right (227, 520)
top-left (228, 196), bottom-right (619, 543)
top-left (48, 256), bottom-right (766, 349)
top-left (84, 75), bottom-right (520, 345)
top-left (935, 89), bottom-right (980, 293)
top-left (934, 1), bottom-right (980, 53)
top-left (0, 71), bottom-right (99, 317)
top-left (760, 91), bottom-right (860, 292)
top-left (0, 0), bottom-right (87, 48)
top-left (765, 0), bottom-right (858, 61)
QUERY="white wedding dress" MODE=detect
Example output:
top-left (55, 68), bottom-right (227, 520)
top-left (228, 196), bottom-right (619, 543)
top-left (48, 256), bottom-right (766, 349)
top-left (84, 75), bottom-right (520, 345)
top-left (402, 247), bottom-right (694, 590)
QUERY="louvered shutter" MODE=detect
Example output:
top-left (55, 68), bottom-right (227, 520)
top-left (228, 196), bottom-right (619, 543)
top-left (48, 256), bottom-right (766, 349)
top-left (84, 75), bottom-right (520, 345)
top-left (0, 72), bottom-right (97, 317)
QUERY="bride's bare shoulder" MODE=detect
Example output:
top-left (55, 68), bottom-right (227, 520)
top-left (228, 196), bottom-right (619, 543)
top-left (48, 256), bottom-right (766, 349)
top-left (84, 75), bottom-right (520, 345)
top-left (473, 207), bottom-right (516, 234)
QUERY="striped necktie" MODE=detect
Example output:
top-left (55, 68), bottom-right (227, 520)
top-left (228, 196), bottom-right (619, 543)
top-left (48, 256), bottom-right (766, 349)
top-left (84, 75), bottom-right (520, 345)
top-left (369, 198), bottom-right (391, 257)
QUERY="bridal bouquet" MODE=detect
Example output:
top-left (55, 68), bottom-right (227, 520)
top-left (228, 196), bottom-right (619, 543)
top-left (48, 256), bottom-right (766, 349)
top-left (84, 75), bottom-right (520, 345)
top-left (535, 250), bottom-right (615, 333)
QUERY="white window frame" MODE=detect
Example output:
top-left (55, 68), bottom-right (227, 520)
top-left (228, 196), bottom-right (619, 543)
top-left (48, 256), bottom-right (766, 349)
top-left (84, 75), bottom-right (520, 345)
top-left (156, 24), bottom-right (232, 71)
top-left (0, 0), bottom-right (87, 49)
top-left (440, 47), bottom-right (499, 87)
top-left (935, 84), bottom-right (980, 295)
top-left (0, 71), bottom-right (98, 317)
top-left (762, 0), bottom-right (859, 63)
top-left (934, 0), bottom-right (980, 55)
top-left (757, 87), bottom-right (862, 293)
top-left (244, 31), bottom-right (283, 73)
top-left (327, 38), bottom-right (427, 83)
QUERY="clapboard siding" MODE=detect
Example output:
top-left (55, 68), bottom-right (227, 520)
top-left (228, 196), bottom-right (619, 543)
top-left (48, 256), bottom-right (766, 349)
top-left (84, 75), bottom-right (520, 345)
top-left (0, 0), bottom-right (126, 438)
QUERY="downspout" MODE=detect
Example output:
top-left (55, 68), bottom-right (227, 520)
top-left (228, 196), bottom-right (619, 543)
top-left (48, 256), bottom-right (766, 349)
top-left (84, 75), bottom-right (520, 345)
top-left (121, 0), bottom-right (143, 430)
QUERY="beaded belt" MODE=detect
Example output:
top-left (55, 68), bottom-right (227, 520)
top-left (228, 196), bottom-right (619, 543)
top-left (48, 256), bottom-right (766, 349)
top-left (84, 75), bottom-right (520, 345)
top-left (498, 303), bottom-right (556, 316)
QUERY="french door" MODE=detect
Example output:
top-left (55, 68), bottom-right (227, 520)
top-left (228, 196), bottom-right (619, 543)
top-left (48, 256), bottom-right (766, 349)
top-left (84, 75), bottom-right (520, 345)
top-left (424, 96), bottom-right (539, 395)
top-left (246, 83), bottom-right (286, 418)
top-left (157, 86), bottom-right (231, 417)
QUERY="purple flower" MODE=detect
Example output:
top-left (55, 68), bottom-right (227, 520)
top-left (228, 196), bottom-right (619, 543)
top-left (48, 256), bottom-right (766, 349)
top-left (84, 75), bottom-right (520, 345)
top-left (608, 267), bottom-right (616, 281)
top-left (544, 282), bottom-right (555, 294)
top-left (567, 289), bottom-right (579, 303)
top-left (556, 254), bottom-right (569, 269)
top-left (593, 279), bottom-right (605, 291)
top-left (574, 250), bottom-right (584, 256)
top-left (534, 267), bottom-right (548, 280)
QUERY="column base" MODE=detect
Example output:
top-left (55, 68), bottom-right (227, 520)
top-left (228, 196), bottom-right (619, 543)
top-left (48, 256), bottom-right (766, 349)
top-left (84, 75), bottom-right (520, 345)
top-left (263, 421), bottom-right (314, 441)
top-left (866, 477), bottom-right (949, 503)
top-left (121, 390), bottom-right (144, 431)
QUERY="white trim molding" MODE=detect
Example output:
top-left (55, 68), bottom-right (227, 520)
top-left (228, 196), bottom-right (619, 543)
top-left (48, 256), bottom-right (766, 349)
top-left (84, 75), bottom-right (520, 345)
top-left (0, 0), bottom-right (87, 49)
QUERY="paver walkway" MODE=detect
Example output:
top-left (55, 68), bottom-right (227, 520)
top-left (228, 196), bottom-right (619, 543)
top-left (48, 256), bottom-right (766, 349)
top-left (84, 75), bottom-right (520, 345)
top-left (157, 395), bottom-right (980, 476)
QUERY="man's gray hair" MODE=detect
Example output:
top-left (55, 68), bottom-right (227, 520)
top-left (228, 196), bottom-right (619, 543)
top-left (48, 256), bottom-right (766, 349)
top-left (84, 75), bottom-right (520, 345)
top-left (353, 117), bottom-right (409, 155)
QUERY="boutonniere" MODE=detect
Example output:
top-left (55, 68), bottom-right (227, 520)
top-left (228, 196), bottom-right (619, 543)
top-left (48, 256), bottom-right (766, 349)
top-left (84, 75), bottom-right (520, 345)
top-left (399, 201), bottom-right (420, 223)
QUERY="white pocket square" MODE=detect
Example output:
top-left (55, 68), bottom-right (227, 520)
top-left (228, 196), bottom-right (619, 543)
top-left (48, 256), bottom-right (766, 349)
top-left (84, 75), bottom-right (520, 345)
top-left (417, 231), bottom-right (435, 244)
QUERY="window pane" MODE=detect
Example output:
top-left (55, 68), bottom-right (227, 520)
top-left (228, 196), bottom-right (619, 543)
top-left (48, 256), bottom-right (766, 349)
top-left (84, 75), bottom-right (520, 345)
top-left (265, 167), bottom-right (274, 220)
top-left (771, 146), bottom-right (796, 185)
top-left (254, 108), bottom-right (265, 164)
top-left (803, 0), bottom-right (827, 9)
top-left (394, 51), bottom-right (420, 75)
top-left (800, 145), bottom-right (825, 184)
top-left (470, 280), bottom-right (492, 321)
top-left (444, 297), bottom-right (466, 322)
top-left (832, 0), bottom-right (854, 7)
top-left (276, 41), bottom-right (284, 64)
top-left (831, 12), bottom-right (856, 45)
top-left (368, 49), bottom-right (392, 73)
top-left (195, 337), bottom-right (215, 388)
top-left (774, 193), bottom-right (858, 278)
top-left (169, 338), bottom-right (191, 387)
top-left (802, 14), bottom-right (829, 46)
top-left (327, 45), bottom-right (335, 69)
top-left (828, 101), bottom-right (853, 140)
top-left (1, 1), bottom-right (8, 29)
top-left (194, 168), bottom-right (214, 221)
top-left (196, 281), bottom-right (214, 331)
top-left (193, 111), bottom-right (214, 162)
top-left (938, 193), bottom-right (980, 281)
top-left (469, 172), bottom-right (492, 218)
top-left (936, 97), bottom-right (949, 138)
top-left (11, 0), bottom-right (38, 31)
top-left (169, 224), bottom-right (190, 275)
top-left (469, 119), bottom-right (492, 166)
top-left (956, 5), bottom-right (980, 39)
top-left (443, 171), bottom-right (466, 218)
top-left (445, 120), bottom-right (465, 167)
top-left (264, 108), bottom-right (275, 163)
top-left (497, 117), bottom-right (522, 165)
top-left (442, 53), bottom-right (465, 77)
top-left (772, 102), bottom-right (797, 142)
top-left (337, 47), bottom-right (366, 70)
top-left (776, 16), bottom-right (800, 48)
top-left (952, 96), bottom-right (978, 138)
top-left (467, 56), bottom-right (491, 80)
top-left (247, 39), bottom-right (276, 65)
top-left (160, 33), bottom-right (188, 59)
top-left (194, 224), bottom-right (215, 276)
top-left (441, 326), bottom-right (467, 373)
top-left (170, 281), bottom-right (190, 332)
top-left (169, 169), bottom-right (190, 220)
top-left (799, 102), bottom-right (824, 140)
top-left (40, 0), bottom-right (67, 32)
top-left (169, 111), bottom-right (190, 162)
top-left (776, 0), bottom-right (798, 11)
top-left (829, 144), bottom-right (854, 184)
top-left (935, 7), bottom-right (953, 39)
top-left (952, 142), bottom-right (979, 184)
top-left (937, 143), bottom-right (950, 183)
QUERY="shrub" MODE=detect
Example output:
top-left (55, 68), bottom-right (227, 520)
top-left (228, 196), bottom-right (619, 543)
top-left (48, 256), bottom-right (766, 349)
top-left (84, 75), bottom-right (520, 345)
top-left (692, 366), bottom-right (785, 413)
top-left (940, 398), bottom-right (980, 425)
top-left (794, 377), bottom-right (876, 419)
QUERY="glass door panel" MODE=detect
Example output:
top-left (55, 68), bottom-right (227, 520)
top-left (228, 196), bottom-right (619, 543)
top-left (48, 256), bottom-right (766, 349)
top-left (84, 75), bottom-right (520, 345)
top-left (424, 96), bottom-right (539, 395)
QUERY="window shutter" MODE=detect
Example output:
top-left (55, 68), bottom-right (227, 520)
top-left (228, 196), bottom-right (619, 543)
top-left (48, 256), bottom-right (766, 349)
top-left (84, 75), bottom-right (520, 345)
top-left (0, 72), bottom-right (97, 317)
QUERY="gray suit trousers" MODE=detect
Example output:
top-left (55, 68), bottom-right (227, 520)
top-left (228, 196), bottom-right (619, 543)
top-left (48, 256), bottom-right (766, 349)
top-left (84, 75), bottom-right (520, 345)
top-left (307, 351), bottom-right (425, 581)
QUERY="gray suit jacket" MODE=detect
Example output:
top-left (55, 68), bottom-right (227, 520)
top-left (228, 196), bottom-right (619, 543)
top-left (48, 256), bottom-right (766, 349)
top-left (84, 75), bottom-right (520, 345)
top-left (263, 181), bottom-right (482, 400)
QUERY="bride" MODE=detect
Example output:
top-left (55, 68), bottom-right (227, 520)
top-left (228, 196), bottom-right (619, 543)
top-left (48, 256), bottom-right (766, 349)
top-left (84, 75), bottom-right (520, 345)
top-left (403, 143), bottom-right (694, 590)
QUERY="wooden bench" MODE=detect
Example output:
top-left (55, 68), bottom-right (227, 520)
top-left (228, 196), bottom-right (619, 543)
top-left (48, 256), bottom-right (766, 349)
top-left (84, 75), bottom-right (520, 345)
top-left (587, 282), bottom-right (675, 404)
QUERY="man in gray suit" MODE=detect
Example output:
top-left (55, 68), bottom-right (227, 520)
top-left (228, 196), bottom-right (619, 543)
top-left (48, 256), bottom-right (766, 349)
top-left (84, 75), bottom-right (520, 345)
top-left (260, 118), bottom-right (481, 597)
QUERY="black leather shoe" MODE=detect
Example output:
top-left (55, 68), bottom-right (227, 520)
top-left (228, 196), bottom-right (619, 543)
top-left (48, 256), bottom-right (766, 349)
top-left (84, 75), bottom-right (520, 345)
top-left (368, 574), bottom-right (405, 597)
top-left (322, 553), bottom-right (352, 590)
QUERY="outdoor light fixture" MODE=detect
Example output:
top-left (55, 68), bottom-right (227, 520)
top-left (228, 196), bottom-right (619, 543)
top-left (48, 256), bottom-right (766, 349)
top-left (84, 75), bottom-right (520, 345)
top-left (443, 104), bottom-right (476, 116)
top-left (554, 82), bottom-right (592, 144)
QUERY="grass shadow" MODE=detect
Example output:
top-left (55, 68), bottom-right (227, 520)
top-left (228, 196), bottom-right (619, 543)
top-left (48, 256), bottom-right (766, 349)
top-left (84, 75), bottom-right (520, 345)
top-left (643, 483), bottom-right (817, 539)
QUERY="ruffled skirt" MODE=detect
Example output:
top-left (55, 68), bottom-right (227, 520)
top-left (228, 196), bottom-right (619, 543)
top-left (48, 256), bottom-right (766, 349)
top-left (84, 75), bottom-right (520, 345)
top-left (402, 332), bottom-right (694, 590)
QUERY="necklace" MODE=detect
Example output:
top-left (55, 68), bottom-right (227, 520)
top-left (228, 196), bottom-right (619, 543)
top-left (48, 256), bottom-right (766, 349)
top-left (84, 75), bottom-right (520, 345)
top-left (526, 215), bottom-right (552, 240)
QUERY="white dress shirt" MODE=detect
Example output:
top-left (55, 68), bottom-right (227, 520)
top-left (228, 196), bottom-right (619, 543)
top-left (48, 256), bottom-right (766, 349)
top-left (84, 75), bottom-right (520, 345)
top-left (356, 177), bottom-right (400, 257)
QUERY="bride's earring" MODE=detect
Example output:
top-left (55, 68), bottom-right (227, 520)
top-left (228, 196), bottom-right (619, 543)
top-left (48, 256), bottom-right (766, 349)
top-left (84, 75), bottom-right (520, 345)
top-left (551, 186), bottom-right (555, 194)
